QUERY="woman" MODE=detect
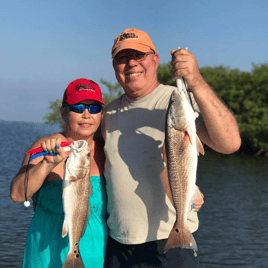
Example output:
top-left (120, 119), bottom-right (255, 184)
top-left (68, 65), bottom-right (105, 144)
top-left (10, 78), bottom-right (108, 267)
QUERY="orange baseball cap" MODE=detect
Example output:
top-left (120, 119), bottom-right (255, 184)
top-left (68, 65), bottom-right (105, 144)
top-left (112, 28), bottom-right (157, 58)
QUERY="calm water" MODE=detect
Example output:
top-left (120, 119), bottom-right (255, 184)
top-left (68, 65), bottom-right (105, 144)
top-left (1, 120), bottom-right (268, 267)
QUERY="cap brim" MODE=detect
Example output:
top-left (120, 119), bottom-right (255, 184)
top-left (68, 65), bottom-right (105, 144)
top-left (65, 96), bottom-right (105, 106)
top-left (112, 42), bottom-right (153, 58)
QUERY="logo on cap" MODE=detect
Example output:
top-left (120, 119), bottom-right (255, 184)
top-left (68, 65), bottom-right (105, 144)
top-left (76, 84), bottom-right (95, 92)
top-left (119, 33), bottom-right (138, 41)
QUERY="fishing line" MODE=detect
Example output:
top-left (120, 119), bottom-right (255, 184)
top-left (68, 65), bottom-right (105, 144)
top-left (177, 47), bottom-right (195, 111)
top-left (182, 77), bottom-right (195, 111)
top-left (24, 155), bottom-right (32, 207)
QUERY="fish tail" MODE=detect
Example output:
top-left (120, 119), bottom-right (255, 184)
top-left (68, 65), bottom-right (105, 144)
top-left (62, 251), bottom-right (85, 268)
top-left (164, 224), bottom-right (197, 253)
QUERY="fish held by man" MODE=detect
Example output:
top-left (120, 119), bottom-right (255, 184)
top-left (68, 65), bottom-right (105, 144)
top-left (62, 140), bottom-right (92, 268)
top-left (161, 86), bottom-right (204, 254)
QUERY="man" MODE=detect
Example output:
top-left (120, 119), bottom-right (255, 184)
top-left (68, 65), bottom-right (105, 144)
top-left (101, 28), bottom-right (241, 267)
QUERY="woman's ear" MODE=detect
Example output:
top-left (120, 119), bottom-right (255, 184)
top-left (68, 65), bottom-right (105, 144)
top-left (60, 106), bottom-right (67, 120)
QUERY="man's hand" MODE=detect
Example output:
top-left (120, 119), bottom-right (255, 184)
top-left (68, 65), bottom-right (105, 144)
top-left (170, 48), bottom-right (206, 92)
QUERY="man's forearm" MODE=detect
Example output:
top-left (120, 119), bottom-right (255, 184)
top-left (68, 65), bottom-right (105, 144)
top-left (193, 81), bottom-right (241, 154)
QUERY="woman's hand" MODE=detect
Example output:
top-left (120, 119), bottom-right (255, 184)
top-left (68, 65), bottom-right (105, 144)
top-left (191, 186), bottom-right (204, 212)
top-left (41, 137), bottom-right (68, 166)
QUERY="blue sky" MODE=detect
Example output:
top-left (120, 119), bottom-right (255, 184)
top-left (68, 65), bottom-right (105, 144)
top-left (1, 0), bottom-right (267, 122)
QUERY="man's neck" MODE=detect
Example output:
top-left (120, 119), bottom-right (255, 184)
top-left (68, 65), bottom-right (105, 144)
top-left (125, 81), bottom-right (160, 100)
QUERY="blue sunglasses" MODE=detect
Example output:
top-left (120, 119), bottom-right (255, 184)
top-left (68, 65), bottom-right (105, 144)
top-left (68, 103), bottom-right (102, 114)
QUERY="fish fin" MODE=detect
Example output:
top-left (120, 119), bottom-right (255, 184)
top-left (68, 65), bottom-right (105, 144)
top-left (162, 142), bottom-right (167, 163)
top-left (70, 176), bottom-right (78, 181)
top-left (196, 135), bottom-right (205, 155)
top-left (62, 219), bottom-right (68, 238)
top-left (164, 224), bottom-right (198, 253)
top-left (185, 129), bottom-right (194, 146)
top-left (186, 131), bottom-right (204, 157)
top-left (62, 250), bottom-right (85, 268)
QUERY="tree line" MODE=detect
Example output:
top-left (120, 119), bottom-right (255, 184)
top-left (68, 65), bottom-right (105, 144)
top-left (44, 62), bottom-right (268, 156)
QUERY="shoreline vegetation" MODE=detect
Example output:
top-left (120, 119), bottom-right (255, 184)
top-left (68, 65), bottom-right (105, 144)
top-left (43, 63), bottom-right (268, 157)
top-left (204, 144), bottom-right (268, 157)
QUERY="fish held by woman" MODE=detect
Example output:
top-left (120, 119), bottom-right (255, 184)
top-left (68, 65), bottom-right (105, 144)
top-left (161, 84), bottom-right (204, 254)
top-left (62, 140), bottom-right (92, 268)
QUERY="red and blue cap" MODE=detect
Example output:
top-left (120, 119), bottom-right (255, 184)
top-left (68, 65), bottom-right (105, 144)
top-left (62, 78), bottom-right (105, 106)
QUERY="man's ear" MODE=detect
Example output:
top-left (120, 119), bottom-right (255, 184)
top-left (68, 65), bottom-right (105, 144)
top-left (154, 53), bottom-right (160, 68)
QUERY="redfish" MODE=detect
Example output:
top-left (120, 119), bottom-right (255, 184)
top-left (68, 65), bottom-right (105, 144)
top-left (62, 140), bottom-right (91, 268)
top-left (161, 85), bottom-right (204, 253)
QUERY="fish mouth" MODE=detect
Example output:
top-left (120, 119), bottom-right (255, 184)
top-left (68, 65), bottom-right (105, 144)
top-left (71, 140), bottom-right (90, 154)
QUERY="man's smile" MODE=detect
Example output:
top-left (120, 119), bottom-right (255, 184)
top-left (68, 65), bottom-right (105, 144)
top-left (125, 72), bottom-right (143, 77)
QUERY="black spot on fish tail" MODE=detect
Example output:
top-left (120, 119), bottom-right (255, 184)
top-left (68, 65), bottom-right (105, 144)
top-left (62, 250), bottom-right (84, 268)
top-left (175, 228), bottom-right (180, 233)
